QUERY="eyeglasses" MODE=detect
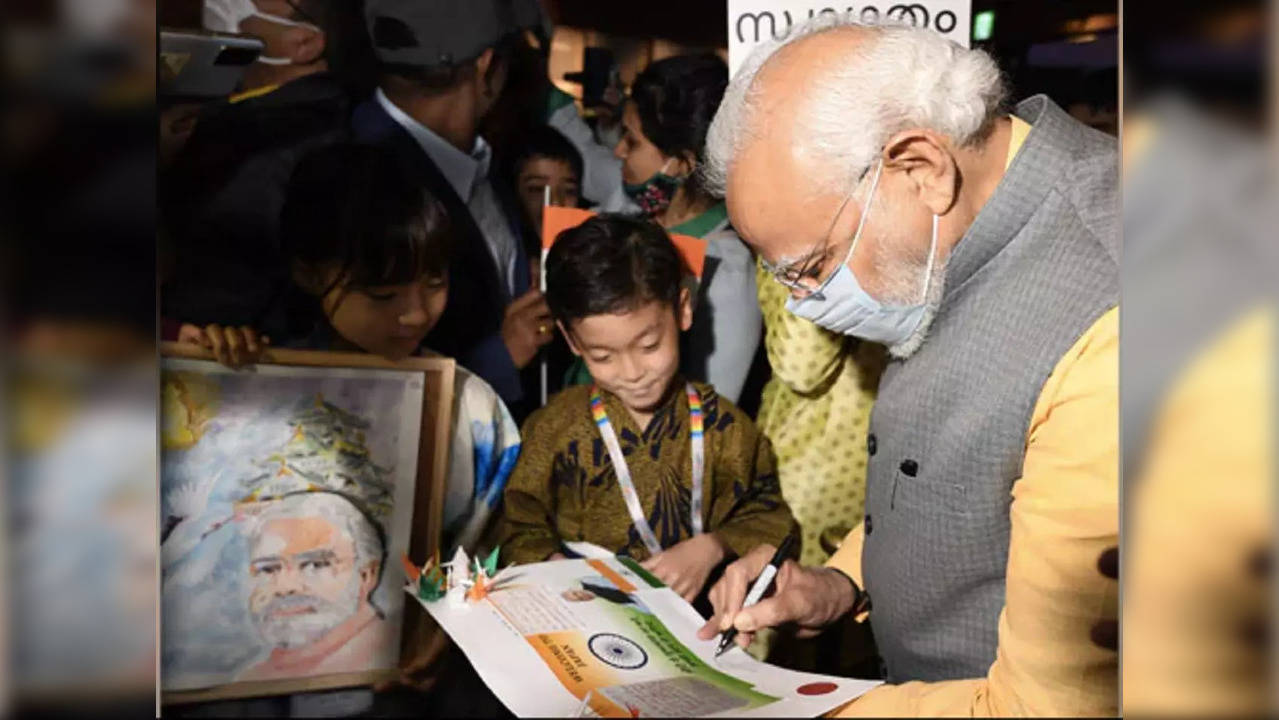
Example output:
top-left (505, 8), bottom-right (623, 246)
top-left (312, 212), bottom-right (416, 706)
top-left (760, 163), bottom-right (876, 301)
top-left (760, 192), bottom-right (857, 301)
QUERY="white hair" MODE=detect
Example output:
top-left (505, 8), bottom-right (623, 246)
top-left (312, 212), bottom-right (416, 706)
top-left (703, 16), bottom-right (1007, 198)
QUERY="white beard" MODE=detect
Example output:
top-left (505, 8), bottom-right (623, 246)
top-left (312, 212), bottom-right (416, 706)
top-left (252, 577), bottom-right (361, 650)
top-left (872, 243), bottom-right (948, 360)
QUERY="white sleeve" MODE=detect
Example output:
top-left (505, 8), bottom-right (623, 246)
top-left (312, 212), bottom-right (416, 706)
top-left (686, 230), bottom-right (764, 403)
top-left (547, 101), bottom-right (626, 207)
top-left (446, 366), bottom-right (522, 553)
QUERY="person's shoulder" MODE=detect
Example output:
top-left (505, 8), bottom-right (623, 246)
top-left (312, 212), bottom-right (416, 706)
top-left (691, 381), bottom-right (758, 437)
top-left (453, 362), bottom-right (507, 408)
top-left (521, 384), bottom-right (594, 437)
top-left (1019, 96), bottom-right (1119, 267)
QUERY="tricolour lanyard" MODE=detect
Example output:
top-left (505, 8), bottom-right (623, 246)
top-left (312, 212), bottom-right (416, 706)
top-left (589, 383), bottom-right (706, 555)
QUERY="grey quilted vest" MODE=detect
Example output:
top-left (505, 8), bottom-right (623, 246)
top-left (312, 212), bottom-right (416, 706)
top-left (861, 96), bottom-right (1118, 682)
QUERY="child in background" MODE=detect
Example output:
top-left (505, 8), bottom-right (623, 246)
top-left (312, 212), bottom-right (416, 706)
top-left (504, 124), bottom-right (586, 395)
top-left (501, 215), bottom-right (795, 603)
top-left (178, 144), bottom-right (519, 557)
top-left (510, 125), bottom-right (585, 252)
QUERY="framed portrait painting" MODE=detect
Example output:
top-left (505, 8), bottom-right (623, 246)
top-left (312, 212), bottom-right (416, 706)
top-left (159, 344), bottom-right (454, 703)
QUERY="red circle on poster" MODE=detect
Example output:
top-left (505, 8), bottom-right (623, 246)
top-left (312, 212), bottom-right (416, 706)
top-left (797, 682), bottom-right (839, 696)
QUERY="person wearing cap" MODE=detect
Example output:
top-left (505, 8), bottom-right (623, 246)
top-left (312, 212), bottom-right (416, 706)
top-left (353, 0), bottom-right (547, 419)
top-left (163, 0), bottom-right (362, 343)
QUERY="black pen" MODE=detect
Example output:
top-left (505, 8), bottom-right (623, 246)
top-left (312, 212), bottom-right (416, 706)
top-left (714, 533), bottom-right (797, 658)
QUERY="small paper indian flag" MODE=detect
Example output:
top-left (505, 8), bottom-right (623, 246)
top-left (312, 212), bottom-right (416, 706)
top-left (540, 205), bottom-right (708, 283)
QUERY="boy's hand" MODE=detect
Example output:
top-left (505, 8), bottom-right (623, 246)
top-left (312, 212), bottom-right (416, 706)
top-left (178, 323), bottom-right (269, 368)
top-left (641, 533), bottom-right (727, 603)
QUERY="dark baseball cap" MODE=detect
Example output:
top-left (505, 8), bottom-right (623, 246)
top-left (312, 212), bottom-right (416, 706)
top-left (365, 0), bottom-right (542, 68)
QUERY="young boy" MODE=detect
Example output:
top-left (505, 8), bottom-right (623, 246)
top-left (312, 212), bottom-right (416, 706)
top-left (510, 125), bottom-right (585, 247)
top-left (501, 214), bottom-right (795, 602)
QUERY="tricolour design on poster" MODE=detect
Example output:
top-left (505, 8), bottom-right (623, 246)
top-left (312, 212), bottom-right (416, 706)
top-left (415, 556), bottom-right (882, 717)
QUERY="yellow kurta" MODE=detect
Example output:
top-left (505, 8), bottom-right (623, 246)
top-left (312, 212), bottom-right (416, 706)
top-left (501, 381), bottom-right (797, 565)
top-left (1123, 306), bottom-right (1272, 714)
top-left (755, 267), bottom-right (886, 565)
top-left (827, 307), bottom-right (1119, 717)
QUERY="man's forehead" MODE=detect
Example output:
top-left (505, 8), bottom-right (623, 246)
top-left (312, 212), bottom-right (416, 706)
top-left (254, 514), bottom-right (347, 555)
top-left (726, 27), bottom-right (874, 257)
top-left (726, 142), bottom-right (841, 263)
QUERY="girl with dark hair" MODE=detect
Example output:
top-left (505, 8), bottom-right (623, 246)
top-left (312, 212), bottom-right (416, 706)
top-left (178, 144), bottom-right (521, 560)
top-left (579, 54), bottom-right (764, 406)
top-left (619, 54), bottom-right (728, 216)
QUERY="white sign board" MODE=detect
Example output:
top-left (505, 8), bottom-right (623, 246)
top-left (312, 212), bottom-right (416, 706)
top-left (727, 1), bottom-right (972, 77)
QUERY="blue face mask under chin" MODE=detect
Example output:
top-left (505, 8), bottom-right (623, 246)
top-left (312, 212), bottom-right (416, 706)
top-left (785, 160), bottom-right (939, 346)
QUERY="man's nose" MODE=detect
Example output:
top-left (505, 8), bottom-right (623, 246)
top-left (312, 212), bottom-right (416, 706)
top-left (274, 567), bottom-right (304, 595)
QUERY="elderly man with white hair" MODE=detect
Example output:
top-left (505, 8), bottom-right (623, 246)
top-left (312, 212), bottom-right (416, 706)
top-left (696, 19), bottom-right (1118, 716)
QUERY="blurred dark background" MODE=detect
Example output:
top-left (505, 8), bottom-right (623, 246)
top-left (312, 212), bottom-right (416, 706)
top-left (159, 0), bottom-right (1119, 134)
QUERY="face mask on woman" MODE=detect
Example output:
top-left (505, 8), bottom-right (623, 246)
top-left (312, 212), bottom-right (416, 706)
top-left (622, 158), bottom-right (684, 218)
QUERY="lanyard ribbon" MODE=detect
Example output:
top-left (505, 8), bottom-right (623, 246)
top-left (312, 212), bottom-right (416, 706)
top-left (590, 383), bottom-right (707, 555)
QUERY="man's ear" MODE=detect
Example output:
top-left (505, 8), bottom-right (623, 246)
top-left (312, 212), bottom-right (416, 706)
top-left (880, 129), bottom-right (959, 216)
top-left (677, 286), bottom-right (694, 331)
top-left (284, 26), bottom-right (326, 66)
top-left (557, 320), bottom-right (581, 356)
top-left (473, 47), bottom-right (498, 97)
top-left (358, 561), bottom-right (379, 596)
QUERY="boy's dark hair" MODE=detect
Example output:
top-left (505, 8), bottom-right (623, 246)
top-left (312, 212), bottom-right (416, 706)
top-left (512, 125), bottom-right (583, 188)
top-left (281, 143), bottom-right (451, 296)
top-left (545, 214), bottom-right (682, 326)
top-left (630, 54), bottom-right (728, 202)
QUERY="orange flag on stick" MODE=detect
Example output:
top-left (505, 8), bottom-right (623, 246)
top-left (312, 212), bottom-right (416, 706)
top-left (541, 206), bottom-right (707, 279)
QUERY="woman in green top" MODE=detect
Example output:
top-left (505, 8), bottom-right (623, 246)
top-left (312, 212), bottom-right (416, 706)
top-left (564, 55), bottom-right (763, 405)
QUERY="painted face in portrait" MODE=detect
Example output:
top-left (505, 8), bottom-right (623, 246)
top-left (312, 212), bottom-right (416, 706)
top-left (246, 496), bottom-right (382, 650)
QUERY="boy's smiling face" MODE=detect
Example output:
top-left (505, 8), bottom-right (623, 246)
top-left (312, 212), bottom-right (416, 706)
top-left (561, 291), bottom-right (693, 421)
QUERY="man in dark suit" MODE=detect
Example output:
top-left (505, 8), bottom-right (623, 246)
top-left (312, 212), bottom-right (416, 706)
top-left (353, 0), bottom-right (552, 417)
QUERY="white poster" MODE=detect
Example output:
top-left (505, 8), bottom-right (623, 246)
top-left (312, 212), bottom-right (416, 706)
top-left (413, 554), bottom-right (882, 717)
top-left (727, 0), bottom-right (972, 77)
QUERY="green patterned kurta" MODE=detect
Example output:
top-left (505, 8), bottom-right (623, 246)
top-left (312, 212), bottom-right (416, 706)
top-left (501, 380), bottom-right (796, 565)
top-left (755, 260), bottom-right (887, 566)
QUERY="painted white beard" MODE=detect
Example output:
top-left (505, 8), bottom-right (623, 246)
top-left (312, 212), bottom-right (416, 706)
top-left (252, 577), bottom-right (361, 650)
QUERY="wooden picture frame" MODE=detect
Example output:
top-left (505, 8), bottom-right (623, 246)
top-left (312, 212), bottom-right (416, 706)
top-left (159, 343), bottom-right (455, 705)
